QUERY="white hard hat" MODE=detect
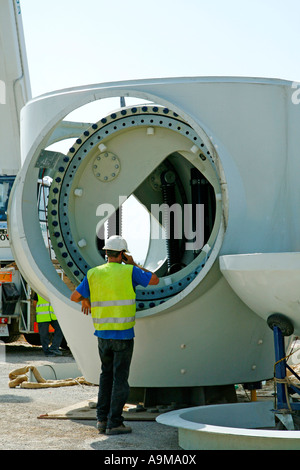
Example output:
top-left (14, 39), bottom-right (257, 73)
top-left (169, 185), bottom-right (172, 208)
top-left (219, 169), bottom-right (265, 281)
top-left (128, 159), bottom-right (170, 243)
top-left (103, 235), bottom-right (129, 252)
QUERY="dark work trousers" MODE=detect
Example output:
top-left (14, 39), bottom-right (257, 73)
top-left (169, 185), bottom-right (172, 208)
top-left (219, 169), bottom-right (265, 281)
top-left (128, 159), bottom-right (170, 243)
top-left (97, 338), bottom-right (134, 428)
top-left (38, 320), bottom-right (63, 355)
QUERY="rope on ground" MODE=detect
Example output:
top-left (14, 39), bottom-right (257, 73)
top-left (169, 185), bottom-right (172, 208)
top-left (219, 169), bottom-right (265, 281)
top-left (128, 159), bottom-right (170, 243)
top-left (8, 365), bottom-right (92, 389)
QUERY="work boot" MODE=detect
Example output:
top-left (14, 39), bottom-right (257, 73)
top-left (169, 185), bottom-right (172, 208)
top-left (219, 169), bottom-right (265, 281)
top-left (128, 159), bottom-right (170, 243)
top-left (106, 424), bottom-right (132, 435)
top-left (97, 420), bottom-right (107, 434)
top-left (49, 349), bottom-right (62, 356)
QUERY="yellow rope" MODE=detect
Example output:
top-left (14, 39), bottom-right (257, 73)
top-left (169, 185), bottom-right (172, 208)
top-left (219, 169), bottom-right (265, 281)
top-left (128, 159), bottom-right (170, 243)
top-left (273, 376), bottom-right (293, 412)
top-left (272, 337), bottom-right (300, 412)
top-left (8, 365), bottom-right (92, 389)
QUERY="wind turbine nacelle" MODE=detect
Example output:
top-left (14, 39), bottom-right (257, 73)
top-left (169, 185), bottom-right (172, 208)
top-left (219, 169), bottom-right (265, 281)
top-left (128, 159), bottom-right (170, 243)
top-left (8, 77), bottom-right (300, 389)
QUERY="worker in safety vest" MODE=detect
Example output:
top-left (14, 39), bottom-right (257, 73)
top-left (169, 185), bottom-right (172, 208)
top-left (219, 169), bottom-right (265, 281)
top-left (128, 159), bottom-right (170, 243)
top-left (33, 293), bottom-right (63, 356)
top-left (70, 235), bottom-right (159, 435)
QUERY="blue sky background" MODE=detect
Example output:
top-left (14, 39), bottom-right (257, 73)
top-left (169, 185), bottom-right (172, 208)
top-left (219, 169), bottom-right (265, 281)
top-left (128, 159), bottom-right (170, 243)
top-left (21, 0), bottom-right (300, 98)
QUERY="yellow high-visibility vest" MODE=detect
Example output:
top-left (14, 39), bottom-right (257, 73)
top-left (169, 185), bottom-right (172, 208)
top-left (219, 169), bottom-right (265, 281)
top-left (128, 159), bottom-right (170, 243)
top-left (87, 263), bottom-right (135, 331)
top-left (36, 294), bottom-right (57, 322)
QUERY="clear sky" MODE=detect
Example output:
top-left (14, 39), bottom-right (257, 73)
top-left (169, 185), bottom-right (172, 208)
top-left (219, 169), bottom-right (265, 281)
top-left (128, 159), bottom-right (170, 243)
top-left (20, 0), bottom-right (300, 98)
top-left (18, 0), bottom-right (300, 262)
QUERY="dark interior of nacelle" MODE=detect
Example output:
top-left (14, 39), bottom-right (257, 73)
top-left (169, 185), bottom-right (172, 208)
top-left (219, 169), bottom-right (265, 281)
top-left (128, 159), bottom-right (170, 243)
top-left (97, 153), bottom-right (216, 278)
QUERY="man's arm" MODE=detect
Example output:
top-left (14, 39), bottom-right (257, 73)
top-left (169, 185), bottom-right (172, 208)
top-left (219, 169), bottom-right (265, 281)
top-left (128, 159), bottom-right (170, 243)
top-left (124, 255), bottom-right (159, 285)
top-left (148, 272), bottom-right (159, 285)
top-left (70, 290), bottom-right (91, 315)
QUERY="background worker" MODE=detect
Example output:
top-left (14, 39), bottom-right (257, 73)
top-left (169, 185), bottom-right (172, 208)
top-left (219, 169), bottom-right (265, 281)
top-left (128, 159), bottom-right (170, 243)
top-left (33, 293), bottom-right (64, 357)
top-left (70, 235), bottom-right (159, 436)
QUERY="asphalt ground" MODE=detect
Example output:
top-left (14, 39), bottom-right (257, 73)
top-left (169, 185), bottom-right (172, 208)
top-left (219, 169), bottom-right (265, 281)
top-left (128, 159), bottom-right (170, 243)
top-left (0, 337), bottom-right (181, 452)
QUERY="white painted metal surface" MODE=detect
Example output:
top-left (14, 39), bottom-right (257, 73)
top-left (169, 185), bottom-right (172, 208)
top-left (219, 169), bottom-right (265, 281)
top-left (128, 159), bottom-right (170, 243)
top-left (157, 402), bottom-right (300, 450)
top-left (0, 0), bottom-right (31, 171)
top-left (9, 76), bottom-right (300, 388)
top-left (0, 0), bottom-right (31, 260)
top-left (220, 253), bottom-right (300, 335)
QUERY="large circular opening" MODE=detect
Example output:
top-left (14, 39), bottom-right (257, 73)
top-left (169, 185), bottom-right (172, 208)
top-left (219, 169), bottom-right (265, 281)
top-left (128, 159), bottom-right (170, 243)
top-left (38, 99), bottom-right (224, 311)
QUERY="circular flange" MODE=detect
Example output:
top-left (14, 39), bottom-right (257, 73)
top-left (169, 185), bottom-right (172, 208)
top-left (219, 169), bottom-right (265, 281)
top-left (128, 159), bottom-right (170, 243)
top-left (47, 104), bottom-right (221, 307)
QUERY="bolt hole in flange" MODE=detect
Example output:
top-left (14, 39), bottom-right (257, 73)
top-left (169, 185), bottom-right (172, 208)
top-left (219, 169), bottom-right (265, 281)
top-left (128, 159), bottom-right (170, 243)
top-left (42, 100), bottom-right (224, 311)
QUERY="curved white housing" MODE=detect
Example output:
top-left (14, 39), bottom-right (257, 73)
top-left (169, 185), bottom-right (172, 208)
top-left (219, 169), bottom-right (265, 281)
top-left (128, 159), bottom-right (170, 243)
top-left (220, 253), bottom-right (300, 335)
top-left (157, 402), bottom-right (300, 450)
top-left (9, 76), bottom-right (299, 386)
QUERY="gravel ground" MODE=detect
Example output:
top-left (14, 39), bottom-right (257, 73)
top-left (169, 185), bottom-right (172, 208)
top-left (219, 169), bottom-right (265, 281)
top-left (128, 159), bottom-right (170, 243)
top-left (0, 337), bottom-right (180, 451)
